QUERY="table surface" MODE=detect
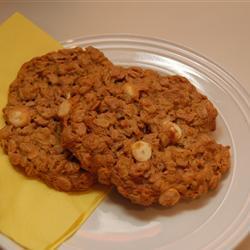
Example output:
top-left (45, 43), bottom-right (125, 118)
top-left (0, 2), bottom-right (249, 250)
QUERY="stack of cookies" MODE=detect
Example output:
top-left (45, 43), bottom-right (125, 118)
top-left (0, 47), bottom-right (230, 207)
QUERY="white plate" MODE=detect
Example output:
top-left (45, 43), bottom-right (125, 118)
top-left (61, 35), bottom-right (250, 250)
top-left (1, 35), bottom-right (250, 250)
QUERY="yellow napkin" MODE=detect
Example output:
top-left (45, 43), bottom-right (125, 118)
top-left (0, 13), bottom-right (108, 250)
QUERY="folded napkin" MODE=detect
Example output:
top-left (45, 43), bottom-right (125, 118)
top-left (0, 13), bottom-right (108, 250)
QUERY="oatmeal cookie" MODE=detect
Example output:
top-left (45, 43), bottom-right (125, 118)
top-left (61, 65), bottom-right (230, 205)
top-left (0, 47), bottom-right (112, 191)
top-left (111, 127), bottom-right (230, 206)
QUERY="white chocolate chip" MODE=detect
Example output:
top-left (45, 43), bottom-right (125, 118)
top-left (159, 188), bottom-right (180, 206)
top-left (162, 120), bottom-right (182, 141)
top-left (58, 100), bottom-right (71, 117)
top-left (7, 106), bottom-right (30, 127)
top-left (123, 83), bottom-right (137, 97)
top-left (131, 141), bottom-right (152, 162)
